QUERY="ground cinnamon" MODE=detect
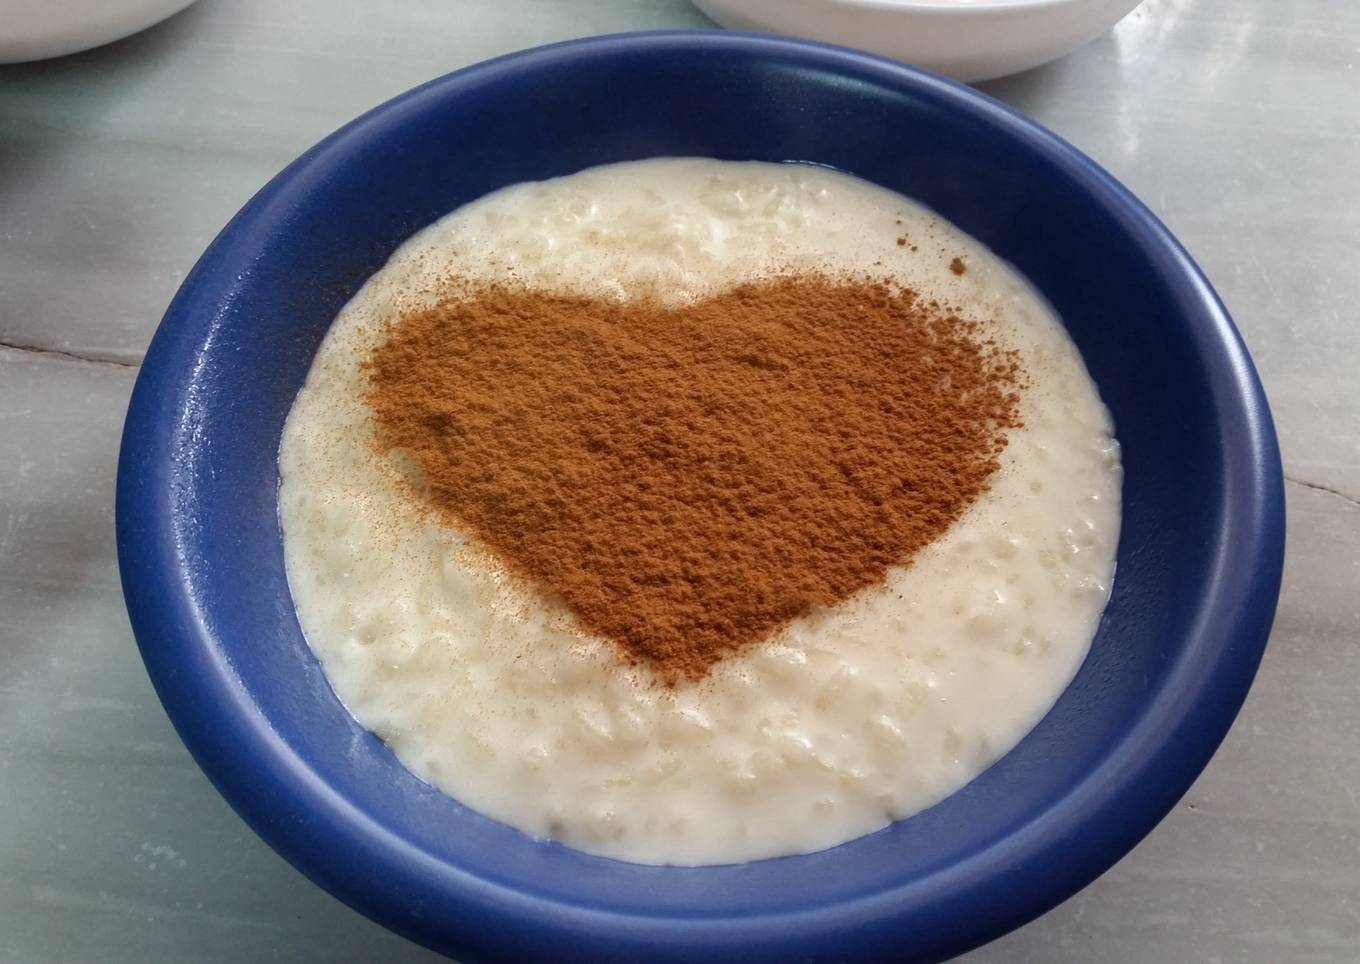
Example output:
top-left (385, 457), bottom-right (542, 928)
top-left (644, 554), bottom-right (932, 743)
top-left (363, 273), bottom-right (1022, 683)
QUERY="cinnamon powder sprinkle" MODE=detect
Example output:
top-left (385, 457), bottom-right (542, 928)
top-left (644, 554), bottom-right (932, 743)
top-left (363, 273), bottom-right (1023, 683)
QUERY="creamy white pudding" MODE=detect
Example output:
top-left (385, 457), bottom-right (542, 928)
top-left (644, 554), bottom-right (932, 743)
top-left (278, 158), bottom-right (1121, 865)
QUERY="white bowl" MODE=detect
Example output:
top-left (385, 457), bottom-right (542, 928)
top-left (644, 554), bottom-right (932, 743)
top-left (0, 0), bottom-right (198, 63)
top-left (691, 0), bottom-right (1143, 82)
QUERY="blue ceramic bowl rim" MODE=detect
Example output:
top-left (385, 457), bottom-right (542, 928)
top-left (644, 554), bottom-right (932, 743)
top-left (117, 30), bottom-right (1284, 962)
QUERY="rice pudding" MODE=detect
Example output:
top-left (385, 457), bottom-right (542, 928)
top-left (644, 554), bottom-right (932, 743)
top-left (278, 158), bottom-right (1122, 865)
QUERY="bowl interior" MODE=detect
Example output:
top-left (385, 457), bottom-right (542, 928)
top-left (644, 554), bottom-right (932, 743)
top-left (118, 33), bottom-right (1283, 963)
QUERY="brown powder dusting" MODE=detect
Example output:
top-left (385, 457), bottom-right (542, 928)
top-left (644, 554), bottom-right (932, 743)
top-left (950, 257), bottom-right (967, 275)
top-left (363, 273), bottom-right (1022, 683)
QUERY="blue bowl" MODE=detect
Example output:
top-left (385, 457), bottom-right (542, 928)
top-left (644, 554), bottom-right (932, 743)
top-left (116, 31), bottom-right (1285, 964)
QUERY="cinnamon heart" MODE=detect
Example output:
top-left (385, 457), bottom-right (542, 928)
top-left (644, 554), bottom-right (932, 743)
top-left (365, 274), bottom-right (1022, 682)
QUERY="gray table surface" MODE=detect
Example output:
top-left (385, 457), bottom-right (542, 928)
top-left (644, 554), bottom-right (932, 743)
top-left (2, 0), bottom-right (1357, 960)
